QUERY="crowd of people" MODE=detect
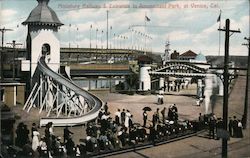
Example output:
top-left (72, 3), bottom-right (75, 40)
top-left (7, 103), bottom-right (196, 157)
top-left (198, 113), bottom-right (244, 139)
top-left (12, 121), bottom-right (83, 158)
top-left (2, 102), bottom-right (244, 158)
top-left (164, 79), bottom-right (190, 92)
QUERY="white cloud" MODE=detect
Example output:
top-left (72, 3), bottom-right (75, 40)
top-left (0, 0), bottom-right (249, 56)
top-left (192, 22), bottom-right (218, 43)
top-left (168, 31), bottom-right (192, 41)
top-left (1, 9), bottom-right (17, 17)
top-left (0, 9), bottom-right (18, 25)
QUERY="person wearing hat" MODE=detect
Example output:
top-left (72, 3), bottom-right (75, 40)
top-left (237, 119), bottom-right (243, 138)
top-left (65, 135), bottom-right (75, 156)
top-left (115, 109), bottom-right (121, 125)
top-left (32, 130), bottom-right (40, 152)
top-left (64, 126), bottom-right (74, 143)
top-left (143, 110), bottom-right (148, 127)
top-left (228, 117), bottom-right (233, 137)
top-left (216, 118), bottom-right (223, 139)
top-left (79, 141), bottom-right (87, 157)
top-left (125, 110), bottom-right (131, 128)
top-left (172, 104), bottom-right (178, 113)
top-left (121, 109), bottom-right (126, 125)
top-left (161, 107), bottom-right (166, 123)
top-left (104, 102), bottom-right (109, 113)
top-left (129, 115), bottom-right (133, 130)
top-left (149, 125), bottom-right (156, 145)
top-left (208, 115), bottom-right (216, 139)
top-left (152, 112), bottom-right (158, 128)
top-left (31, 123), bottom-right (38, 139)
top-left (98, 109), bottom-right (104, 124)
top-left (232, 116), bottom-right (238, 137)
top-left (45, 122), bottom-right (53, 158)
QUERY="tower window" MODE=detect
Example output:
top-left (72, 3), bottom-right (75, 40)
top-left (42, 43), bottom-right (51, 56)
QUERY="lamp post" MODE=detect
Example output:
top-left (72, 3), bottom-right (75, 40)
top-left (117, 35), bottom-right (119, 49)
top-left (101, 30), bottom-right (104, 49)
top-left (110, 26), bottom-right (112, 49)
top-left (113, 33), bottom-right (116, 49)
top-left (119, 35), bottom-right (122, 49)
top-left (130, 28), bottom-right (133, 50)
top-left (90, 24), bottom-right (92, 49)
top-left (96, 28), bottom-right (98, 49)
top-left (68, 24), bottom-right (71, 48)
top-left (76, 27), bottom-right (79, 48)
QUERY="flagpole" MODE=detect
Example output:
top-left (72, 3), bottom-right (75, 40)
top-left (144, 12), bottom-right (147, 54)
top-left (218, 10), bottom-right (222, 56)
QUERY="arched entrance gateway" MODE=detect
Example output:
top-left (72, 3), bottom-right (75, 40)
top-left (139, 60), bottom-right (220, 114)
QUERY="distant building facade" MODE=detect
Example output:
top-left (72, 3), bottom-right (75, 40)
top-left (179, 50), bottom-right (197, 61)
top-left (170, 50), bottom-right (180, 60)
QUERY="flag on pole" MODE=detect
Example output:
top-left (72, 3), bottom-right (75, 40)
top-left (217, 10), bottom-right (221, 22)
top-left (145, 15), bottom-right (150, 22)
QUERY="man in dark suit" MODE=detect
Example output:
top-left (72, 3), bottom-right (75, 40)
top-left (232, 116), bottom-right (238, 137)
top-left (152, 112), bottom-right (158, 128)
top-left (64, 126), bottom-right (74, 143)
top-left (149, 125), bottom-right (156, 145)
top-left (209, 115), bottom-right (216, 139)
top-left (228, 117), bottom-right (233, 137)
top-left (143, 110), bottom-right (148, 127)
top-left (65, 136), bottom-right (75, 156)
top-left (104, 102), bottom-right (109, 113)
top-left (121, 109), bottom-right (126, 125)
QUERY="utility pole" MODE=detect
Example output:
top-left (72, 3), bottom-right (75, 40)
top-left (218, 19), bottom-right (240, 158)
top-left (7, 40), bottom-right (22, 80)
top-left (242, 37), bottom-right (250, 129)
top-left (0, 27), bottom-right (13, 81)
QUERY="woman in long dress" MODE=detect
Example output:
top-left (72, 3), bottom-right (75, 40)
top-left (124, 110), bottom-right (131, 128)
top-left (32, 131), bottom-right (40, 151)
top-left (237, 120), bottom-right (243, 138)
top-left (31, 131), bottom-right (40, 157)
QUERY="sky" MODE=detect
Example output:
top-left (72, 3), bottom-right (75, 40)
top-left (0, 0), bottom-right (249, 56)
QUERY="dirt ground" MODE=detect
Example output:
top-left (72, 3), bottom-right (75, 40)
top-left (107, 74), bottom-right (250, 158)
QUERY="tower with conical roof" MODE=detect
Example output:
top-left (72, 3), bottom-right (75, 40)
top-left (22, 0), bottom-right (63, 80)
top-left (163, 39), bottom-right (170, 65)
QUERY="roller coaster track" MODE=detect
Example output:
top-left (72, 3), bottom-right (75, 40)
top-left (24, 56), bottom-right (103, 126)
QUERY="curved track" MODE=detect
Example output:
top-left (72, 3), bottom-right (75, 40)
top-left (38, 56), bottom-right (102, 126)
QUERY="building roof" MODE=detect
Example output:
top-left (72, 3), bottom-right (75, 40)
top-left (195, 53), bottom-right (207, 62)
top-left (22, 0), bottom-right (63, 26)
top-left (180, 50), bottom-right (197, 57)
